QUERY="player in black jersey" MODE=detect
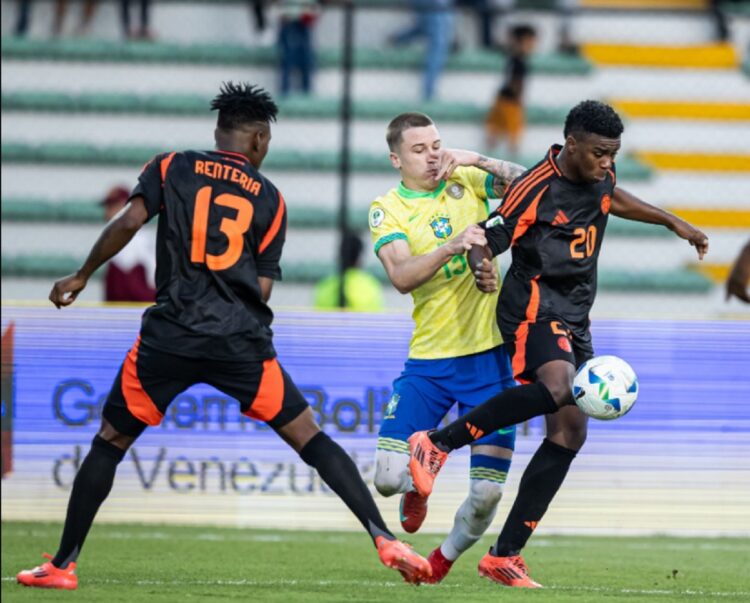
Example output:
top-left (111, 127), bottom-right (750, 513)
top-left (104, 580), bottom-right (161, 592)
top-left (406, 101), bottom-right (709, 588)
top-left (16, 83), bottom-right (431, 591)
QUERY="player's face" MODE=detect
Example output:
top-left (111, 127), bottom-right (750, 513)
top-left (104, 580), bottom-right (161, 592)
top-left (570, 133), bottom-right (621, 183)
top-left (390, 125), bottom-right (442, 190)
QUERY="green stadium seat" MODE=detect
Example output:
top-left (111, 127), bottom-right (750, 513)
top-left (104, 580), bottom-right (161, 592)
top-left (0, 198), bottom-right (670, 236)
top-left (0, 142), bottom-right (653, 180)
top-left (0, 38), bottom-right (592, 75)
top-left (2, 91), bottom-right (571, 125)
top-left (2, 253), bottom-right (713, 292)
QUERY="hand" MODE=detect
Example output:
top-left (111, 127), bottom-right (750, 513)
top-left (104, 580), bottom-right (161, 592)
top-left (672, 220), bottom-right (709, 260)
top-left (435, 149), bottom-right (479, 182)
top-left (473, 257), bottom-right (498, 293)
top-left (445, 224), bottom-right (486, 255)
top-left (49, 272), bottom-right (88, 309)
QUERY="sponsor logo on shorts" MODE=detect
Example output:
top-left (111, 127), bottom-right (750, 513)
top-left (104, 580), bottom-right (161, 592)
top-left (557, 336), bottom-right (572, 353)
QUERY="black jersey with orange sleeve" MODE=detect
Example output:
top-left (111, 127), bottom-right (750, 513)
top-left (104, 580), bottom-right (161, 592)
top-left (129, 149), bottom-right (287, 361)
top-left (482, 144), bottom-right (615, 327)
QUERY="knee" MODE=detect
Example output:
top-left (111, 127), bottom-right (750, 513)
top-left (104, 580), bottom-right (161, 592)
top-left (468, 479), bottom-right (504, 518)
top-left (373, 450), bottom-right (409, 497)
top-left (543, 380), bottom-right (574, 407)
top-left (548, 424), bottom-right (588, 451)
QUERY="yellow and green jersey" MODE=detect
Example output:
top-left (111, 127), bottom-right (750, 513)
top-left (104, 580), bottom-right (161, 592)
top-left (369, 166), bottom-right (503, 360)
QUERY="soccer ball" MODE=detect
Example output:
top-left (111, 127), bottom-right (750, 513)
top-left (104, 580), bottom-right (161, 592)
top-left (573, 355), bottom-right (639, 420)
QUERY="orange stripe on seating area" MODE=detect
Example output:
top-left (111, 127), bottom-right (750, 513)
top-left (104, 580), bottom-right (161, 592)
top-left (121, 336), bottom-right (163, 426)
top-left (244, 358), bottom-right (285, 422)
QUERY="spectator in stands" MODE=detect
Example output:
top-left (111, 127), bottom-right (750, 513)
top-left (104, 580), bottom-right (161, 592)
top-left (485, 23), bottom-right (536, 158)
top-left (314, 231), bottom-right (384, 311)
top-left (14, 1), bottom-right (98, 38)
top-left (121, 0), bottom-right (154, 41)
top-left (249, 0), bottom-right (275, 46)
top-left (101, 186), bottom-right (156, 303)
top-left (455, 0), bottom-right (495, 50)
top-left (726, 240), bottom-right (750, 304)
top-left (278, 0), bottom-right (321, 96)
top-left (389, 0), bottom-right (456, 100)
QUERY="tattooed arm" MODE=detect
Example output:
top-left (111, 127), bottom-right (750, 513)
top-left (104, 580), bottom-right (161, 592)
top-left (435, 149), bottom-right (525, 197)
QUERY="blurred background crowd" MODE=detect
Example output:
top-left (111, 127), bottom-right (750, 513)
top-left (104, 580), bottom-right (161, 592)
top-left (1, 0), bottom-right (749, 316)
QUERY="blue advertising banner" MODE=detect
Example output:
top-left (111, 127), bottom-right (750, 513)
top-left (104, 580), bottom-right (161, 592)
top-left (2, 306), bottom-right (749, 535)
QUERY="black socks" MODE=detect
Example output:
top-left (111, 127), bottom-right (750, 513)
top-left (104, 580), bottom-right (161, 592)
top-left (493, 438), bottom-right (577, 556)
top-left (300, 431), bottom-right (394, 543)
top-left (430, 383), bottom-right (558, 452)
top-left (52, 436), bottom-right (126, 568)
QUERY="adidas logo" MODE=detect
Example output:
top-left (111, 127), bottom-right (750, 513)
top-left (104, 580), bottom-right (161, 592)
top-left (524, 520), bottom-right (539, 531)
top-left (465, 422), bottom-right (485, 440)
top-left (551, 210), bottom-right (570, 226)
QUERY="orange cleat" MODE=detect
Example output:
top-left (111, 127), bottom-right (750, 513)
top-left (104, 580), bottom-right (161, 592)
top-left (423, 546), bottom-right (454, 584)
top-left (399, 490), bottom-right (428, 534)
top-left (16, 554), bottom-right (78, 590)
top-left (407, 431), bottom-right (448, 498)
top-left (375, 536), bottom-right (432, 584)
top-left (478, 551), bottom-right (542, 588)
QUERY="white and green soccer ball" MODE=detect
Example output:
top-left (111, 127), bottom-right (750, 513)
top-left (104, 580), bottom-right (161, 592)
top-left (573, 355), bottom-right (639, 420)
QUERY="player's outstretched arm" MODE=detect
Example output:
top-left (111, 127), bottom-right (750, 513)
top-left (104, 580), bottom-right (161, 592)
top-left (377, 226), bottom-right (487, 294)
top-left (612, 187), bottom-right (709, 260)
top-left (49, 196), bottom-right (149, 308)
top-left (436, 149), bottom-right (525, 196)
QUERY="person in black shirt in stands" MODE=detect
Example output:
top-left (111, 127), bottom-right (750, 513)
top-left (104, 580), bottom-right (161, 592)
top-left (407, 100), bottom-right (709, 588)
top-left (17, 82), bottom-right (431, 591)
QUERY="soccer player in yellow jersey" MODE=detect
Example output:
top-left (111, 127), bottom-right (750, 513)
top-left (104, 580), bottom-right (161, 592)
top-left (370, 112), bottom-right (525, 583)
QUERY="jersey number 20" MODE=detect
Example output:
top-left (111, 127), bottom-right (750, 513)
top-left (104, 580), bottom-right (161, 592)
top-left (570, 225), bottom-right (597, 259)
top-left (191, 186), bottom-right (253, 270)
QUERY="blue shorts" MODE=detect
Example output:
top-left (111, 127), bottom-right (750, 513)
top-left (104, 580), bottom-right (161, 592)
top-left (378, 345), bottom-right (517, 454)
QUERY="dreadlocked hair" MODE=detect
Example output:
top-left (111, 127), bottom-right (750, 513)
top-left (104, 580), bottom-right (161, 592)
top-left (210, 82), bottom-right (278, 131)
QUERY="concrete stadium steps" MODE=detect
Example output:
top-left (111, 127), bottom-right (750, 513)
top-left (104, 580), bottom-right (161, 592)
top-left (4, 55), bottom-right (749, 107)
top-left (4, 162), bottom-right (746, 211)
top-left (0, 141), bottom-right (655, 180)
top-left (0, 38), bottom-right (591, 74)
top-left (7, 90), bottom-right (750, 123)
top-left (5, 104), bottom-right (750, 156)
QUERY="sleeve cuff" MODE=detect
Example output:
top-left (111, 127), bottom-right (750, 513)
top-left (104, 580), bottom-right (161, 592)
top-left (484, 173), bottom-right (496, 200)
top-left (373, 232), bottom-right (407, 255)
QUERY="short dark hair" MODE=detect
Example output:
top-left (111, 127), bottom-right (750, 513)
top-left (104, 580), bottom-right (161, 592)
top-left (564, 100), bottom-right (624, 140)
top-left (386, 112), bottom-right (433, 151)
top-left (210, 82), bottom-right (278, 131)
top-left (510, 24), bottom-right (536, 41)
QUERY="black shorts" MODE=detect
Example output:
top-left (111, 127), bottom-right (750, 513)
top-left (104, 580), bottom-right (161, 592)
top-left (102, 336), bottom-right (309, 437)
top-left (501, 318), bottom-right (594, 384)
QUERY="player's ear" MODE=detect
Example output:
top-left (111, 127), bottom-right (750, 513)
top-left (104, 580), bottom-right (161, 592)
top-left (389, 151), bottom-right (401, 170)
top-left (565, 134), bottom-right (578, 155)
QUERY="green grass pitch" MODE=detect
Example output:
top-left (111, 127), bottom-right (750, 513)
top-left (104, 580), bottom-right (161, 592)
top-left (2, 522), bottom-right (748, 602)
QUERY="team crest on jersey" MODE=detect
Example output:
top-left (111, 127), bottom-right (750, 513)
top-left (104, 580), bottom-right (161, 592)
top-left (384, 393), bottom-right (400, 419)
top-left (446, 182), bottom-right (465, 199)
top-left (601, 194), bottom-right (611, 215)
top-left (369, 207), bottom-right (385, 228)
top-left (430, 213), bottom-right (453, 239)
